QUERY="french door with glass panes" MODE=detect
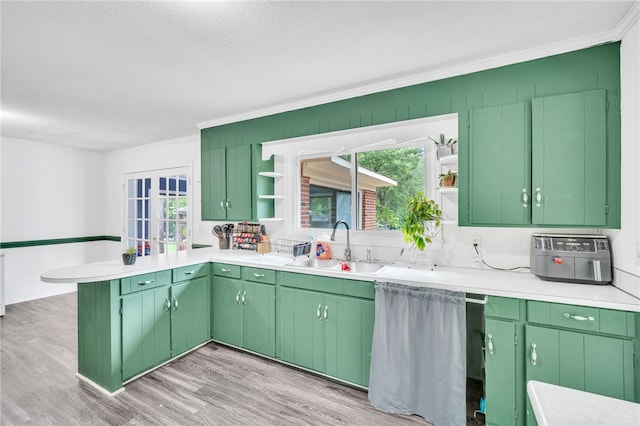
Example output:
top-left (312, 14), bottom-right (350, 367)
top-left (124, 168), bottom-right (191, 257)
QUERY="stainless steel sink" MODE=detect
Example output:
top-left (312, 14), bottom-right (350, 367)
top-left (286, 258), bottom-right (390, 275)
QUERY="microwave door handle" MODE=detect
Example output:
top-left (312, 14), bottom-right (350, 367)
top-left (593, 259), bottom-right (602, 281)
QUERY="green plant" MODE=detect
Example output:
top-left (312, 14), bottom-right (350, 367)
top-left (439, 170), bottom-right (458, 187)
top-left (401, 192), bottom-right (442, 253)
top-left (123, 247), bottom-right (136, 255)
top-left (429, 133), bottom-right (457, 147)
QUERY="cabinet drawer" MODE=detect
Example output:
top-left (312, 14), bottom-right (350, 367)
top-left (173, 263), bottom-right (209, 282)
top-left (485, 296), bottom-right (521, 320)
top-left (242, 267), bottom-right (276, 284)
top-left (213, 263), bottom-right (241, 279)
top-left (120, 270), bottom-right (171, 295)
top-left (527, 301), bottom-right (635, 337)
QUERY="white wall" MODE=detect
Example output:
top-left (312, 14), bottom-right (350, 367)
top-left (102, 134), bottom-right (214, 259)
top-left (0, 138), bottom-right (107, 304)
top-left (604, 18), bottom-right (640, 298)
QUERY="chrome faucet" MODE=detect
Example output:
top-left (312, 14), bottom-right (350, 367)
top-left (330, 220), bottom-right (351, 261)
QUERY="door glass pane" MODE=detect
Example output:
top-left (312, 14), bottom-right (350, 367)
top-left (157, 174), bottom-right (188, 253)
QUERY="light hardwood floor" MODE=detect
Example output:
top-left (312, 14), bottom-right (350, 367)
top-left (1, 292), bottom-right (429, 425)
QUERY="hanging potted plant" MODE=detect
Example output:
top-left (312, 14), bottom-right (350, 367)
top-left (401, 192), bottom-right (442, 253)
top-left (122, 247), bottom-right (137, 265)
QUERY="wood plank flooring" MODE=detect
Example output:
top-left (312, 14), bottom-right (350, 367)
top-left (1, 292), bottom-right (429, 425)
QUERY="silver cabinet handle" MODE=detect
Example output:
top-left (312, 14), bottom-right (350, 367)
top-left (323, 305), bottom-right (328, 321)
top-left (593, 259), bottom-right (602, 282)
top-left (253, 273), bottom-right (265, 278)
top-left (220, 200), bottom-right (225, 210)
top-left (563, 313), bottom-right (595, 321)
top-left (173, 297), bottom-right (179, 311)
top-left (138, 279), bottom-right (154, 286)
top-left (165, 298), bottom-right (171, 311)
top-left (235, 291), bottom-right (241, 304)
top-left (225, 199), bottom-right (230, 210)
top-left (522, 189), bottom-right (529, 207)
top-left (531, 343), bottom-right (537, 366)
top-left (220, 268), bottom-right (231, 273)
top-left (487, 333), bottom-right (494, 355)
top-left (184, 270), bottom-right (196, 276)
top-left (241, 291), bottom-right (246, 305)
top-left (535, 187), bottom-right (542, 207)
top-left (317, 304), bottom-right (322, 319)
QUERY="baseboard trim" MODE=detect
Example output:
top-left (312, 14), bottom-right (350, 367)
top-left (76, 373), bottom-right (125, 397)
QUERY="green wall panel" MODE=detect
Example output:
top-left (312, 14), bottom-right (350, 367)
top-left (201, 43), bottom-right (621, 228)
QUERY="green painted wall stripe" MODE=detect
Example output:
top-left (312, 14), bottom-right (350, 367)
top-left (0, 236), bottom-right (121, 249)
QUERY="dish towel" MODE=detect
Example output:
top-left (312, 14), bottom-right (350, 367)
top-left (368, 281), bottom-right (466, 426)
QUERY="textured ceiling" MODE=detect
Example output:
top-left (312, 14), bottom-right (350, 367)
top-left (1, 1), bottom-right (637, 152)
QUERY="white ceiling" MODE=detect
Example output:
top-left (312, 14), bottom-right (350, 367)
top-left (1, 1), bottom-right (637, 152)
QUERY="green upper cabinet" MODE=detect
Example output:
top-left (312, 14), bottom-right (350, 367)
top-left (469, 102), bottom-right (531, 225)
top-left (531, 89), bottom-right (608, 226)
top-left (467, 89), bottom-right (611, 227)
top-left (201, 143), bottom-right (253, 221)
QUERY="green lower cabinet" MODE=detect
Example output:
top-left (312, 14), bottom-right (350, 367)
top-left (170, 276), bottom-right (211, 357)
top-left (212, 277), bottom-right (243, 347)
top-left (279, 286), bottom-right (374, 387)
top-left (484, 319), bottom-right (518, 426)
top-left (524, 324), bottom-right (636, 425)
top-left (212, 276), bottom-right (276, 357)
top-left (121, 286), bottom-right (171, 380)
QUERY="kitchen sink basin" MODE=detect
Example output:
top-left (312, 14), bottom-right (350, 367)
top-left (287, 258), bottom-right (390, 275)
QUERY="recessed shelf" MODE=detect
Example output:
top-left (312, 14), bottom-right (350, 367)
top-left (258, 217), bottom-right (284, 222)
top-left (258, 171), bottom-right (284, 178)
top-left (437, 154), bottom-right (458, 165)
top-left (258, 195), bottom-right (284, 199)
top-left (437, 187), bottom-right (458, 193)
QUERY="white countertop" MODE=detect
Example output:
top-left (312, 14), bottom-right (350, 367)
top-left (527, 380), bottom-right (640, 426)
top-left (41, 249), bottom-right (640, 312)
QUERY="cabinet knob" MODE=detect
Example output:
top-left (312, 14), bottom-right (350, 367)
top-left (522, 189), bottom-right (529, 207)
top-left (317, 304), bottom-right (322, 319)
top-left (487, 333), bottom-right (494, 355)
top-left (323, 305), bottom-right (328, 321)
top-left (235, 291), bottom-right (241, 304)
top-left (165, 298), bottom-right (171, 311)
top-left (535, 188), bottom-right (542, 207)
top-left (530, 343), bottom-right (537, 366)
top-left (173, 297), bottom-right (179, 311)
top-left (241, 291), bottom-right (246, 305)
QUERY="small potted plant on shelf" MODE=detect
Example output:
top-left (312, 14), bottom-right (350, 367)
top-left (122, 247), bottom-right (137, 266)
top-left (429, 134), bottom-right (457, 159)
top-left (439, 170), bottom-right (458, 187)
top-left (401, 192), bottom-right (442, 253)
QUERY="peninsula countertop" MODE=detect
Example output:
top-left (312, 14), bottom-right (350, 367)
top-left (41, 248), bottom-right (640, 312)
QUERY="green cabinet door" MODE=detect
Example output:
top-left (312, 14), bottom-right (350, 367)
top-left (484, 318), bottom-right (518, 426)
top-left (212, 277), bottom-right (243, 347)
top-left (202, 147), bottom-right (227, 220)
top-left (170, 276), bottom-right (211, 357)
top-left (525, 324), bottom-right (635, 425)
top-left (121, 286), bottom-right (171, 380)
top-left (324, 294), bottom-right (372, 386)
top-left (226, 144), bottom-right (253, 220)
top-left (279, 286), bottom-right (324, 372)
top-left (241, 280), bottom-right (276, 357)
top-left (532, 89), bottom-right (607, 226)
top-left (469, 102), bottom-right (531, 225)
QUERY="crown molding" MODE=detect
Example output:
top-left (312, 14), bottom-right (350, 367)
top-left (616, 0), bottom-right (640, 39)
top-left (196, 25), bottom-right (627, 131)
